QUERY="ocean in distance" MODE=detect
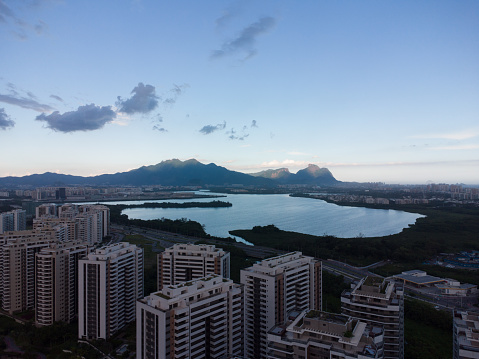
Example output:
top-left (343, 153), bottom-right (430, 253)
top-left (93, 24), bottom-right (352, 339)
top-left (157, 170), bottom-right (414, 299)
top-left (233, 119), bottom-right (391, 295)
top-left (105, 192), bottom-right (425, 243)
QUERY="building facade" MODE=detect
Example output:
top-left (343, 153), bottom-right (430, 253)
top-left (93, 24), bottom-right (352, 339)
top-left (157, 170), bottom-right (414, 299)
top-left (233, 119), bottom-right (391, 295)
top-left (137, 274), bottom-right (244, 359)
top-left (0, 209), bottom-right (26, 234)
top-left (453, 310), bottom-right (479, 359)
top-left (35, 241), bottom-right (90, 326)
top-left (78, 242), bottom-right (143, 340)
top-left (157, 243), bottom-right (230, 290)
top-left (341, 276), bottom-right (404, 359)
top-left (240, 252), bottom-right (322, 359)
top-left (0, 230), bottom-right (55, 313)
top-left (267, 310), bottom-right (384, 359)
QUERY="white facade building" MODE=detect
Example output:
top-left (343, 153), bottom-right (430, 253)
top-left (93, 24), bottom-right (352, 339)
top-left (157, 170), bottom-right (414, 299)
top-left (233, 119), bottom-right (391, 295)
top-left (137, 274), bottom-right (244, 359)
top-left (267, 310), bottom-right (384, 359)
top-left (0, 230), bottom-right (55, 313)
top-left (35, 241), bottom-right (90, 326)
top-left (158, 243), bottom-right (230, 290)
top-left (240, 252), bottom-right (322, 359)
top-left (341, 276), bottom-right (404, 359)
top-left (78, 242), bottom-right (143, 340)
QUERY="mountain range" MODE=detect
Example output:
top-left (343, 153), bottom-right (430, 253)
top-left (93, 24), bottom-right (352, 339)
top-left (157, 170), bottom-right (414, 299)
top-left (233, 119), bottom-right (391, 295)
top-left (0, 159), bottom-right (339, 187)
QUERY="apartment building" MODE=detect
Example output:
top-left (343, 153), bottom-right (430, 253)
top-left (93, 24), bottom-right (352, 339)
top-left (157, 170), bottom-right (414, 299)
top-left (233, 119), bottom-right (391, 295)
top-left (240, 252), bottom-right (322, 359)
top-left (0, 230), bottom-right (55, 313)
top-left (453, 310), bottom-right (479, 359)
top-left (35, 241), bottom-right (90, 326)
top-left (267, 310), bottom-right (384, 359)
top-left (341, 276), bottom-right (404, 359)
top-left (33, 204), bottom-right (110, 244)
top-left (0, 209), bottom-right (26, 234)
top-left (137, 274), bottom-right (244, 359)
top-left (33, 217), bottom-right (76, 242)
top-left (35, 203), bottom-right (58, 218)
top-left (78, 242), bottom-right (143, 340)
top-left (158, 243), bottom-right (230, 290)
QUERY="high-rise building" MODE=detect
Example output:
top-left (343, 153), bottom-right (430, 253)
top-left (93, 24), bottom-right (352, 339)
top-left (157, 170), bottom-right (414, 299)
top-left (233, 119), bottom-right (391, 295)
top-left (35, 203), bottom-right (58, 218)
top-left (137, 274), bottom-right (244, 359)
top-left (0, 230), bottom-right (55, 314)
top-left (157, 243), bottom-right (230, 290)
top-left (240, 252), bottom-right (322, 359)
top-left (267, 310), bottom-right (385, 359)
top-left (341, 276), bottom-right (404, 359)
top-left (35, 241), bottom-right (90, 326)
top-left (0, 209), bottom-right (26, 234)
top-left (453, 310), bottom-right (479, 359)
top-left (78, 242), bottom-right (143, 340)
top-left (33, 204), bottom-right (110, 244)
top-left (0, 212), bottom-right (14, 234)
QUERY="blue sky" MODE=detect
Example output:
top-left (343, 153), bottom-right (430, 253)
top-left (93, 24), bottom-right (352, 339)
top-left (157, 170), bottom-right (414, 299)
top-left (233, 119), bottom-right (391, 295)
top-left (1, 0), bottom-right (478, 184)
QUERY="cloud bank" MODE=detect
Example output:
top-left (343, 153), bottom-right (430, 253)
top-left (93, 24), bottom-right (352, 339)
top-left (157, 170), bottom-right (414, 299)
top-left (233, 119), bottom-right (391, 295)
top-left (117, 83), bottom-right (159, 114)
top-left (0, 108), bottom-right (15, 130)
top-left (35, 104), bottom-right (116, 133)
top-left (212, 16), bottom-right (276, 60)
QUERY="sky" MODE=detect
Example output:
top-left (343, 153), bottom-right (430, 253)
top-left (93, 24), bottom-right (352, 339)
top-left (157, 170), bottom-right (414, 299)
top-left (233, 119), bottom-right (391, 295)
top-left (1, 0), bottom-right (478, 185)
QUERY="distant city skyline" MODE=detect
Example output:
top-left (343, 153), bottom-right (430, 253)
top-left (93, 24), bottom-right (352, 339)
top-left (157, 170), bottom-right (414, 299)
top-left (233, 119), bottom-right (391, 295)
top-left (1, 1), bottom-right (478, 184)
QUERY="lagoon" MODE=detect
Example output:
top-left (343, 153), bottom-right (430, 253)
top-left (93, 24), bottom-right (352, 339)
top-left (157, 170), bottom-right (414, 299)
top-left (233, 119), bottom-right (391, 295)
top-left (115, 192), bottom-right (424, 241)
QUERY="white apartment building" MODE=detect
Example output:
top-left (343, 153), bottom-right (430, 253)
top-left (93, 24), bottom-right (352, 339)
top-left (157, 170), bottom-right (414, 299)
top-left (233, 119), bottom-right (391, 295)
top-left (341, 276), bottom-right (404, 359)
top-left (267, 310), bottom-right (385, 359)
top-left (158, 243), bottom-right (230, 290)
top-left (453, 310), bottom-right (479, 359)
top-left (78, 242), bottom-right (143, 340)
top-left (0, 230), bottom-right (55, 313)
top-left (240, 252), bottom-right (322, 359)
top-left (137, 274), bottom-right (244, 359)
top-left (35, 241), bottom-right (90, 326)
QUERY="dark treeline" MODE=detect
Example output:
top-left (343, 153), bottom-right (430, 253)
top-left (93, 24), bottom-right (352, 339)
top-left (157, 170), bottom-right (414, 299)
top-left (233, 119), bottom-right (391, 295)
top-left (108, 204), bottom-right (210, 238)
top-left (120, 200), bottom-right (232, 209)
top-left (230, 205), bottom-right (479, 266)
top-left (107, 202), bottom-right (234, 238)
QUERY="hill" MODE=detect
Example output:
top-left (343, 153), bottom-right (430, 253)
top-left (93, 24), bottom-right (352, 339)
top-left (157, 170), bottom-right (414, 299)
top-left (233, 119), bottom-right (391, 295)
top-left (252, 164), bottom-right (339, 185)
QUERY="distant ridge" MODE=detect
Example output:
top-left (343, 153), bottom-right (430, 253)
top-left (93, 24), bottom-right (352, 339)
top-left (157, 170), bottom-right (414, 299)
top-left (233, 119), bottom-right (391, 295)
top-left (251, 164), bottom-right (339, 186)
top-left (0, 159), bottom-right (339, 187)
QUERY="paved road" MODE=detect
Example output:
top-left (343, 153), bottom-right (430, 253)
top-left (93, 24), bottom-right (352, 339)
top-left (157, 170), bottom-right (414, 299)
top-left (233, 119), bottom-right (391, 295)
top-left (111, 224), bottom-right (286, 259)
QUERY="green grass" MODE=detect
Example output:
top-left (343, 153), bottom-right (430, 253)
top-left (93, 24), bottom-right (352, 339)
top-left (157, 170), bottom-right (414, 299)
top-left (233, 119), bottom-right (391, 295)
top-left (405, 318), bottom-right (452, 359)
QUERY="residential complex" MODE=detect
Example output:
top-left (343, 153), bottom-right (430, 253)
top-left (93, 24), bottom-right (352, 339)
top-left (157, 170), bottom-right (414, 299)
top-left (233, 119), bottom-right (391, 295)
top-left (341, 276), bottom-right (404, 359)
top-left (35, 241), bottom-right (90, 326)
top-left (453, 310), bottom-right (479, 359)
top-left (137, 274), bottom-right (244, 359)
top-left (33, 204), bottom-right (110, 245)
top-left (78, 242), bottom-right (143, 340)
top-left (0, 230), bottom-right (55, 313)
top-left (240, 252), bottom-right (322, 359)
top-left (157, 243), bottom-right (230, 290)
top-left (267, 310), bottom-right (384, 359)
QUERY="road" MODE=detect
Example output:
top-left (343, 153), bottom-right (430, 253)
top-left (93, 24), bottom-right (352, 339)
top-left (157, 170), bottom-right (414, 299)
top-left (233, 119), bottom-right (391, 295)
top-left (111, 224), bottom-right (286, 259)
